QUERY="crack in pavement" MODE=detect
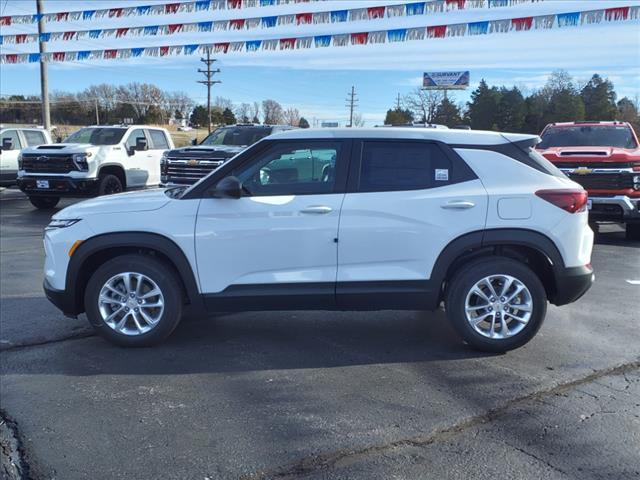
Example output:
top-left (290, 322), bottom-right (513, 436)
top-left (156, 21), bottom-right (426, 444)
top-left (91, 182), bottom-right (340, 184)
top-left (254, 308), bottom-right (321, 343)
top-left (0, 331), bottom-right (95, 353)
top-left (244, 359), bottom-right (640, 480)
top-left (0, 410), bottom-right (30, 480)
top-left (501, 440), bottom-right (570, 478)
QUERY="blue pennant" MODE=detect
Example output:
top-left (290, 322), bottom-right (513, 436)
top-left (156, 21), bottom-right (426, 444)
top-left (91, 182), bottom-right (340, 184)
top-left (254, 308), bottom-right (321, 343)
top-left (405, 2), bottom-right (426, 16)
top-left (468, 21), bottom-right (489, 35)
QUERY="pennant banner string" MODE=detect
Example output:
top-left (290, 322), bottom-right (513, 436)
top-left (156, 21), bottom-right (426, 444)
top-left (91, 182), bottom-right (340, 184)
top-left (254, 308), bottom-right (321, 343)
top-left (0, 0), bottom-right (547, 44)
top-left (1, 6), bottom-right (637, 64)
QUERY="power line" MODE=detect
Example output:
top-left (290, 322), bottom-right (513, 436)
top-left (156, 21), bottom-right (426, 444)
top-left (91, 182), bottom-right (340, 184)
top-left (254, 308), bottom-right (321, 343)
top-left (197, 49), bottom-right (221, 134)
top-left (345, 85), bottom-right (358, 128)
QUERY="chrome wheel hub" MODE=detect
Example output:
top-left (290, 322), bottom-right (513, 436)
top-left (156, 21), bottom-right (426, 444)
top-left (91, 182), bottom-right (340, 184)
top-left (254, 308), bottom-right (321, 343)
top-left (98, 272), bottom-right (164, 336)
top-left (464, 274), bottom-right (533, 340)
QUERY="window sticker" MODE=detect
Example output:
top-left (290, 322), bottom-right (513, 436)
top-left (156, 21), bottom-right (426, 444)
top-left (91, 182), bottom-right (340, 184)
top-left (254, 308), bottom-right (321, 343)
top-left (435, 169), bottom-right (449, 181)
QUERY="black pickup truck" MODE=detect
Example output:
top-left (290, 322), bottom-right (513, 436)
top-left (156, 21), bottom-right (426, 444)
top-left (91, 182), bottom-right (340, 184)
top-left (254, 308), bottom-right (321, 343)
top-left (161, 124), bottom-right (293, 185)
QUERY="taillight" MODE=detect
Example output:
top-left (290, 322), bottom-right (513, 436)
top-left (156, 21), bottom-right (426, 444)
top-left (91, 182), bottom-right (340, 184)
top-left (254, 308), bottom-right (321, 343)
top-left (536, 189), bottom-right (588, 213)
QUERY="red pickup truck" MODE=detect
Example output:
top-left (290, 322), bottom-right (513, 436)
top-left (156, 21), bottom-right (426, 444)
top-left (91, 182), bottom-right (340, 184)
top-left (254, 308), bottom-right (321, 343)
top-left (536, 121), bottom-right (640, 240)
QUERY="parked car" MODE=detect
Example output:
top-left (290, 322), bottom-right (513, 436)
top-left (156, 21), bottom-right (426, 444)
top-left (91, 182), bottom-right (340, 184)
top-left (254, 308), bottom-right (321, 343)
top-left (161, 124), bottom-right (294, 185)
top-left (0, 126), bottom-right (52, 186)
top-left (43, 128), bottom-right (594, 351)
top-left (17, 125), bottom-right (174, 209)
top-left (536, 121), bottom-right (640, 239)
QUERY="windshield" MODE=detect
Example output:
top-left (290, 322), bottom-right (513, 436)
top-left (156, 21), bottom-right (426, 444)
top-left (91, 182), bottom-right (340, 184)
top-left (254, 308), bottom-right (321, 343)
top-left (200, 127), bottom-right (271, 147)
top-left (64, 127), bottom-right (127, 145)
top-left (539, 125), bottom-right (637, 149)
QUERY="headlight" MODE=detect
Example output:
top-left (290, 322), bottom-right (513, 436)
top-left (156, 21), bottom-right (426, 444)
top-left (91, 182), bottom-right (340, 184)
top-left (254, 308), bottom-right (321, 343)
top-left (17, 152), bottom-right (23, 170)
top-left (45, 219), bottom-right (81, 230)
top-left (72, 152), bottom-right (91, 171)
top-left (633, 175), bottom-right (640, 190)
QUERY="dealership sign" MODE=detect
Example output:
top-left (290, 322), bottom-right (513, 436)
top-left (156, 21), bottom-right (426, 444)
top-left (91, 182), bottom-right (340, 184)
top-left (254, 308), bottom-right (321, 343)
top-left (423, 71), bottom-right (470, 90)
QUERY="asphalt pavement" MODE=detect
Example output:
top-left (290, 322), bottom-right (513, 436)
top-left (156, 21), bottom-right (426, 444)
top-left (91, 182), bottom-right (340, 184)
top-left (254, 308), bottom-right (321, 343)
top-left (1, 187), bottom-right (639, 480)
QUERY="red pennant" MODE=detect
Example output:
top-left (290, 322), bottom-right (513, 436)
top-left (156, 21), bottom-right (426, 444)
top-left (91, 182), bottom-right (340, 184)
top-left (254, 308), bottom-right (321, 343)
top-left (228, 0), bottom-right (242, 8)
top-left (6, 54), bottom-right (18, 63)
top-left (56, 12), bottom-right (69, 21)
top-left (511, 17), bottom-right (533, 31)
top-left (103, 49), bottom-right (117, 59)
top-left (279, 38), bottom-right (296, 49)
top-left (53, 52), bottom-right (65, 61)
top-left (296, 13), bottom-right (313, 24)
top-left (445, 0), bottom-right (465, 8)
top-left (160, 46), bottom-right (170, 56)
top-left (0, 17), bottom-right (11, 26)
top-left (167, 24), bottom-right (183, 34)
top-left (115, 28), bottom-right (129, 38)
top-left (62, 31), bottom-right (75, 40)
top-left (229, 19), bottom-right (245, 29)
top-left (108, 8), bottom-right (123, 18)
top-left (427, 25), bottom-right (447, 38)
top-left (165, 3), bottom-right (180, 14)
top-left (15, 34), bottom-right (28, 44)
top-left (367, 7), bottom-right (385, 19)
top-left (214, 42), bottom-right (230, 53)
top-left (605, 6), bottom-right (630, 20)
top-left (351, 32), bottom-right (369, 45)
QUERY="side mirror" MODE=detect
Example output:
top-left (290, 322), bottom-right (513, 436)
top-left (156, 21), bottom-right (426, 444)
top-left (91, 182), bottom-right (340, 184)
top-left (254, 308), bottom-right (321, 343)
top-left (136, 137), bottom-right (148, 151)
top-left (2, 138), bottom-right (13, 151)
top-left (191, 138), bottom-right (198, 146)
top-left (211, 176), bottom-right (242, 199)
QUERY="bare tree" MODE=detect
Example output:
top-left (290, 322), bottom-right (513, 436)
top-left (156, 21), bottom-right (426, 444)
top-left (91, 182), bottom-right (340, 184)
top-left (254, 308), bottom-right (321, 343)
top-left (404, 88), bottom-right (444, 123)
top-left (251, 101), bottom-right (261, 123)
top-left (166, 91), bottom-right (195, 121)
top-left (282, 107), bottom-right (301, 127)
top-left (214, 96), bottom-right (234, 110)
top-left (352, 112), bottom-right (366, 127)
top-left (235, 103), bottom-right (252, 123)
top-left (262, 99), bottom-right (284, 125)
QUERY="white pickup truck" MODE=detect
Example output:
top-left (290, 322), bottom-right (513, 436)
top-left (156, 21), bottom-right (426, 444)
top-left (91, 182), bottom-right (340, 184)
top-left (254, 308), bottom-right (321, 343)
top-left (1, 126), bottom-right (53, 186)
top-left (17, 125), bottom-right (173, 209)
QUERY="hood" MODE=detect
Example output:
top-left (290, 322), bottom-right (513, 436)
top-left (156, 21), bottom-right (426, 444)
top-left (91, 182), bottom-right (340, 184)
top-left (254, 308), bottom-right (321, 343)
top-left (54, 188), bottom-right (171, 219)
top-left (22, 143), bottom-right (97, 154)
top-left (538, 146), bottom-right (640, 164)
top-left (167, 145), bottom-right (245, 158)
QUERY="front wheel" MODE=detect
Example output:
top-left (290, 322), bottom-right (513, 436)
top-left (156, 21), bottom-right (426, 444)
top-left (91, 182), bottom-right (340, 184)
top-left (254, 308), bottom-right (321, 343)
top-left (97, 173), bottom-right (123, 196)
top-left (626, 223), bottom-right (640, 241)
top-left (29, 196), bottom-right (59, 210)
top-left (445, 257), bottom-right (547, 353)
top-left (84, 254), bottom-right (183, 347)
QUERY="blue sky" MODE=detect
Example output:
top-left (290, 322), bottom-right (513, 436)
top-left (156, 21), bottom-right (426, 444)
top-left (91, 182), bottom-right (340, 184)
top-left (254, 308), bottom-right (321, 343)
top-left (1, 0), bottom-right (639, 126)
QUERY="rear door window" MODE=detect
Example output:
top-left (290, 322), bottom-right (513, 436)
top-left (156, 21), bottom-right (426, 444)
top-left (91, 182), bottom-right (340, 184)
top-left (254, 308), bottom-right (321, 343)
top-left (1, 130), bottom-right (22, 150)
top-left (22, 130), bottom-right (47, 147)
top-left (358, 141), bottom-right (452, 192)
top-left (148, 130), bottom-right (170, 150)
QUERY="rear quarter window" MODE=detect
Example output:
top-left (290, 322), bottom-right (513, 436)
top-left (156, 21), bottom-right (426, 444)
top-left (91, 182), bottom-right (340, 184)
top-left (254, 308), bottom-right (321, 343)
top-left (148, 130), bottom-right (170, 150)
top-left (22, 130), bottom-right (47, 146)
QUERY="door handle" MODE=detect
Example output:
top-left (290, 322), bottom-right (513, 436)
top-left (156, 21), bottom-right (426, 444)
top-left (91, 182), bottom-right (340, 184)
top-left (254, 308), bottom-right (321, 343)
top-left (441, 200), bottom-right (475, 210)
top-left (300, 206), bottom-right (333, 215)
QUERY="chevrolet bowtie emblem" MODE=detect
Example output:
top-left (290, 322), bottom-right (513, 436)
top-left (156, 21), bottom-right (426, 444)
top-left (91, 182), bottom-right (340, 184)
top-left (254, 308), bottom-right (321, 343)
top-left (574, 167), bottom-right (593, 175)
top-left (187, 159), bottom-right (199, 166)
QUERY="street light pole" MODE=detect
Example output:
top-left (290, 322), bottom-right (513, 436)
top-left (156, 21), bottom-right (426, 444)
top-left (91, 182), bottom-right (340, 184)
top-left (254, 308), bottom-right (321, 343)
top-left (36, 0), bottom-right (51, 132)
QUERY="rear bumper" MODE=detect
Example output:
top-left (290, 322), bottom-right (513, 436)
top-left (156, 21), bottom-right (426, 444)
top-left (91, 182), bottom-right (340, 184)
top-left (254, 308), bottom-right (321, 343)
top-left (551, 264), bottom-right (594, 306)
top-left (44, 278), bottom-right (80, 318)
top-left (589, 196), bottom-right (640, 223)
top-left (18, 176), bottom-right (99, 197)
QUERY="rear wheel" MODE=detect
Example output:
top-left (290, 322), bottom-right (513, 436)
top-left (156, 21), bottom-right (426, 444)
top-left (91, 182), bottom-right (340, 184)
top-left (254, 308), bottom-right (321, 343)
top-left (84, 255), bottom-right (183, 347)
top-left (626, 223), bottom-right (640, 241)
top-left (445, 257), bottom-right (547, 353)
top-left (97, 173), bottom-right (123, 196)
top-left (29, 196), bottom-right (59, 210)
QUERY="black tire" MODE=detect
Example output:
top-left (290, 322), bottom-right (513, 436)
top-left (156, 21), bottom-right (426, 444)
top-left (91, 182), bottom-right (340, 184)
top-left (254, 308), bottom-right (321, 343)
top-left (445, 257), bottom-right (547, 353)
top-left (97, 173), bottom-right (123, 196)
top-left (626, 223), bottom-right (640, 241)
top-left (29, 196), bottom-right (59, 209)
top-left (84, 254), bottom-right (183, 347)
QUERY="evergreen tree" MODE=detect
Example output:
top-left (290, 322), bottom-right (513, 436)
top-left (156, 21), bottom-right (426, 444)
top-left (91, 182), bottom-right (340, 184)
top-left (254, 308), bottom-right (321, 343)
top-left (298, 117), bottom-right (310, 128)
top-left (495, 87), bottom-right (526, 132)
top-left (190, 105), bottom-right (208, 127)
top-left (432, 98), bottom-right (462, 127)
top-left (581, 74), bottom-right (618, 120)
top-left (384, 107), bottom-right (414, 125)
top-left (222, 107), bottom-right (237, 125)
top-left (466, 80), bottom-right (501, 130)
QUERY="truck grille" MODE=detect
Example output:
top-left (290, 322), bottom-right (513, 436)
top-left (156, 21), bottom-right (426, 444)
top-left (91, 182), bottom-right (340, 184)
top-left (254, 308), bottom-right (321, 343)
top-left (566, 173), bottom-right (634, 190)
top-left (21, 154), bottom-right (77, 174)
top-left (165, 158), bottom-right (225, 183)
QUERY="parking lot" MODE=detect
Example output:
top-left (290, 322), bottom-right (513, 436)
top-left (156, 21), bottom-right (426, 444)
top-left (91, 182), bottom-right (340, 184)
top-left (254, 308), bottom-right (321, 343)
top-left (0, 187), bottom-right (639, 479)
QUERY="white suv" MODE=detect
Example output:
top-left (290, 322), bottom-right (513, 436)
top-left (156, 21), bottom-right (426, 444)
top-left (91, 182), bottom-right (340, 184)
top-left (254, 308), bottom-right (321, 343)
top-left (1, 126), bottom-right (52, 186)
top-left (17, 125), bottom-right (173, 209)
top-left (43, 128), bottom-right (594, 352)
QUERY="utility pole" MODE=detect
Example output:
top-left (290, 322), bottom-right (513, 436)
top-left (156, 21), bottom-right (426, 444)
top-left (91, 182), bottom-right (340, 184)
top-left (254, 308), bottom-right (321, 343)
top-left (197, 49), bottom-right (221, 134)
top-left (396, 93), bottom-right (402, 110)
top-left (36, 0), bottom-right (51, 132)
top-left (345, 86), bottom-right (358, 127)
top-left (95, 98), bottom-right (100, 125)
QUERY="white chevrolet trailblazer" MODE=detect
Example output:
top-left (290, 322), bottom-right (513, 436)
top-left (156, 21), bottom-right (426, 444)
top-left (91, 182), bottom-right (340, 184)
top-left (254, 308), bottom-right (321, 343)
top-left (17, 125), bottom-right (173, 209)
top-left (43, 128), bottom-right (594, 352)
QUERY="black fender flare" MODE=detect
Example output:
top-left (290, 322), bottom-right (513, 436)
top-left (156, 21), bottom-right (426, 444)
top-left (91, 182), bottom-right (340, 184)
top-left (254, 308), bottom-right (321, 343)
top-left (67, 232), bottom-right (202, 314)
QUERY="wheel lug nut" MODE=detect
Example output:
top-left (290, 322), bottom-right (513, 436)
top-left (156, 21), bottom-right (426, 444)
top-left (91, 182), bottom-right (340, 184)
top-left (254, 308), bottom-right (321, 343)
top-left (137, 299), bottom-right (142, 304)
top-left (496, 312), bottom-right (501, 317)
top-left (134, 308), bottom-right (139, 312)
top-left (488, 307), bottom-right (493, 312)
top-left (125, 307), bottom-right (130, 312)
top-left (490, 297), bottom-right (496, 302)
top-left (130, 293), bottom-right (135, 298)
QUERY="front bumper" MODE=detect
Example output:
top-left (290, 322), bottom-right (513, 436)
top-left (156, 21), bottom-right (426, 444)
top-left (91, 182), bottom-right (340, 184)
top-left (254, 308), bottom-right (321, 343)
top-left (589, 195), bottom-right (640, 223)
top-left (18, 176), bottom-right (99, 197)
top-left (552, 264), bottom-right (594, 306)
top-left (44, 278), bottom-right (80, 318)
